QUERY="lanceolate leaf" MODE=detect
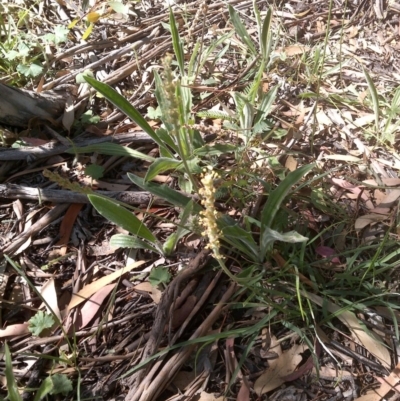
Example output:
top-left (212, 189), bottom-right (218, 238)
top-left (128, 173), bottom-right (203, 214)
top-left (254, 85), bottom-right (278, 126)
top-left (228, 5), bottom-right (257, 55)
top-left (260, 164), bottom-right (314, 260)
top-left (110, 234), bottom-right (159, 254)
top-left (260, 7), bottom-right (273, 61)
top-left (169, 8), bottom-right (185, 76)
top-left (363, 67), bottom-right (380, 132)
top-left (88, 194), bottom-right (158, 244)
top-left (84, 76), bottom-right (166, 150)
top-left (145, 157), bottom-right (182, 182)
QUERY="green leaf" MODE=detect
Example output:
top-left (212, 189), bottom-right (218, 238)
top-left (254, 85), bottom-right (278, 126)
top-left (85, 164), bottom-right (105, 180)
top-left (363, 67), bottom-right (380, 132)
top-left (162, 200), bottom-right (193, 255)
top-left (67, 143), bottom-right (154, 162)
top-left (88, 194), bottom-right (158, 244)
top-left (145, 157), bottom-right (182, 182)
top-left (49, 374), bottom-right (73, 395)
top-left (240, 101), bottom-right (254, 144)
top-left (33, 376), bottom-right (54, 401)
top-left (260, 164), bottom-right (314, 260)
top-left (169, 8), bottom-right (185, 75)
top-left (5, 343), bottom-right (22, 401)
top-left (17, 62), bottom-right (43, 77)
top-left (128, 173), bottom-right (203, 214)
top-left (228, 5), bottom-right (257, 55)
top-left (110, 234), bottom-right (159, 253)
top-left (53, 25), bottom-right (69, 45)
top-left (147, 106), bottom-right (162, 119)
top-left (84, 76), bottom-right (167, 150)
top-left (218, 215), bottom-right (259, 261)
top-left (250, 222), bottom-right (308, 248)
top-left (34, 374), bottom-right (73, 401)
top-left (28, 311), bottom-right (55, 336)
top-left (149, 267), bottom-right (171, 286)
top-left (260, 7), bottom-right (273, 61)
top-left (108, 1), bottom-right (130, 14)
top-left (155, 127), bottom-right (178, 154)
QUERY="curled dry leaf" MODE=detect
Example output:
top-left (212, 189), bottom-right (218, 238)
top-left (305, 292), bottom-right (391, 369)
top-left (254, 336), bottom-right (308, 395)
top-left (355, 214), bottom-right (386, 230)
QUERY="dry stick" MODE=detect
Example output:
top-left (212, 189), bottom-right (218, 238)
top-left (127, 272), bottom-right (221, 394)
top-left (0, 131), bottom-right (153, 161)
top-left (0, 203), bottom-right (70, 258)
top-left (126, 250), bottom-right (211, 390)
top-left (125, 281), bottom-right (237, 401)
top-left (0, 184), bottom-right (171, 207)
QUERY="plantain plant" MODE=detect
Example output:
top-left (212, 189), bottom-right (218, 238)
top-left (81, 5), bottom-right (312, 270)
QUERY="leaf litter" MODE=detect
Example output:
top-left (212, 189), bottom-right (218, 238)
top-left (1, 0), bottom-right (400, 399)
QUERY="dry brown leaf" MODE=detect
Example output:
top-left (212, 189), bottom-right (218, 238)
top-left (15, 208), bottom-right (41, 255)
top-left (40, 278), bottom-right (61, 321)
top-left (236, 380), bottom-right (250, 401)
top-left (197, 392), bottom-right (226, 401)
top-left (305, 292), bottom-right (391, 369)
top-left (354, 362), bottom-right (400, 401)
top-left (285, 155), bottom-right (298, 171)
top-left (62, 95), bottom-right (75, 132)
top-left (133, 282), bottom-right (162, 303)
top-left (254, 336), bottom-right (307, 395)
top-left (377, 189), bottom-right (400, 207)
top-left (275, 45), bottom-right (310, 56)
top-left (56, 203), bottom-right (84, 256)
top-left (0, 323), bottom-right (29, 338)
top-left (12, 199), bottom-right (24, 233)
top-left (79, 283), bottom-right (116, 329)
top-left (67, 260), bottom-right (146, 311)
top-left (332, 178), bottom-right (374, 209)
top-left (355, 214), bottom-right (387, 230)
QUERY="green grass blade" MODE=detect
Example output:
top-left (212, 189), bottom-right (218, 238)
top-left (169, 8), bottom-right (185, 76)
top-left (363, 67), bottom-right (380, 132)
top-left (5, 343), bottom-right (22, 401)
top-left (228, 5), bottom-right (257, 55)
top-left (88, 194), bottom-right (158, 245)
top-left (84, 75), bottom-right (165, 149)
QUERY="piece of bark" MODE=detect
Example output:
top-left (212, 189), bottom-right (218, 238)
top-left (0, 84), bottom-right (68, 127)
